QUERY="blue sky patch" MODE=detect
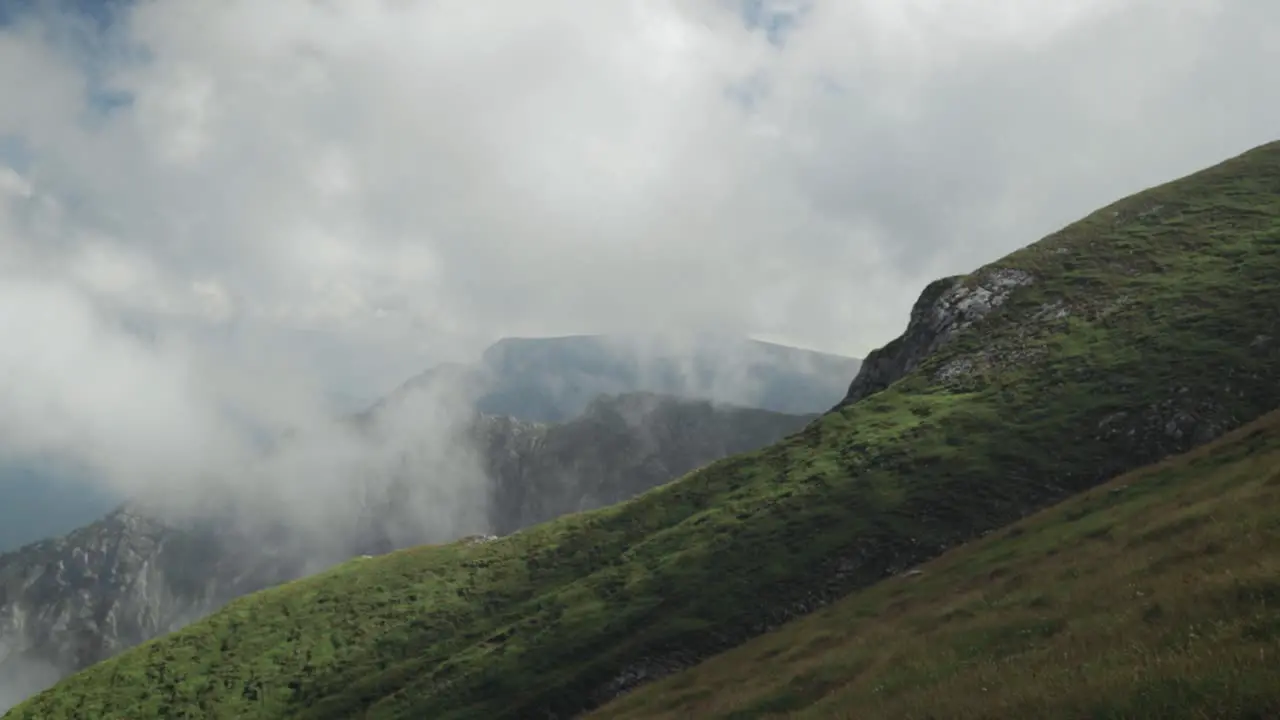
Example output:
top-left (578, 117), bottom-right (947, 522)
top-left (738, 0), bottom-right (813, 45)
top-left (0, 134), bottom-right (31, 172)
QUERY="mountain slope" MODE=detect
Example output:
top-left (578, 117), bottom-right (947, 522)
top-left (594, 408), bottom-right (1280, 719)
top-left (379, 334), bottom-right (860, 423)
top-left (0, 394), bottom-right (810, 711)
top-left (9, 140), bottom-right (1280, 720)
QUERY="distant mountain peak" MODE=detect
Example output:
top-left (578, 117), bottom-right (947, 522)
top-left (387, 333), bottom-right (860, 423)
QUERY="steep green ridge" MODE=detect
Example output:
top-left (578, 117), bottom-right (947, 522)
top-left (594, 408), bottom-right (1280, 719)
top-left (9, 141), bottom-right (1280, 720)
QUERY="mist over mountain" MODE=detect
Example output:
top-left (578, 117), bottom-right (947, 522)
top-left (12, 137), bottom-right (1276, 720)
top-left (0, 384), bottom-right (813, 708)
top-left (0, 333), bottom-right (854, 554)
top-left (1, 325), bottom-right (839, 710)
top-left (378, 334), bottom-right (860, 423)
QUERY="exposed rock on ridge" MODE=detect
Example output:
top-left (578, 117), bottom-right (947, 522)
top-left (838, 268), bottom-right (1035, 407)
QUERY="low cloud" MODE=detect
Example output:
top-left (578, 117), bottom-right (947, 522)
top-left (0, 177), bottom-right (489, 554)
top-left (0, 260), bottom-right (491, 552)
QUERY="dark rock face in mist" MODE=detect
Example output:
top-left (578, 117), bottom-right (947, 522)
top-left (379, 334), bottom-right (860, 422)
top-left (0, 393), bottom-right (812, 704)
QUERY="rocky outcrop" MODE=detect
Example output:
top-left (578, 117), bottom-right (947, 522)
top-left (0, 509), bottom-right (185, 675)
top-left (838, 269), bottom-right (1034, 408)
top-left (0, 393), bottom-right (811, 704)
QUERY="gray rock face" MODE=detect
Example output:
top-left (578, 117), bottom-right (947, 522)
top-left (0, 507), bottom-right (313, 703)
top-left (838, 268), bottom-right (1035, 407)
top-left (0, 393), bottom-right (812, 704)
top-left (0, 509), bottom-right (183, 675)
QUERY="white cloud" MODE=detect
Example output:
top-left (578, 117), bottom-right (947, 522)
top-left (0, 272), bottom-right (233, 486)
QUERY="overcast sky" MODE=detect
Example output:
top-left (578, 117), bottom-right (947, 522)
top-left (2, 0), bottom-right (1279, 402)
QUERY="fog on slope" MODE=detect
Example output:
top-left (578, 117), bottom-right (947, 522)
top-left (0, 272), bottom-right (494, 568)
top-left (0, 319), bottom-right (822, 710)
top-left (0, 651), bottom-right (59, 715)
top-left (0, 274), bottom-right (837, 565)
top-left (0, 271), bottom-right (497, 708)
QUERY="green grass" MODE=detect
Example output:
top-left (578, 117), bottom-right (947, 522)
top-left (7, 140), bottom-right (1280, 720)
top-left (593, 409), bottom-right (1280, 720)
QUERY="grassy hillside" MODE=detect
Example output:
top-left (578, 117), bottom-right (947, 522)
top-left (7, 141), bottom-right (1280, 720)
top-left (594, 409), bottom-right (1280, 719)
